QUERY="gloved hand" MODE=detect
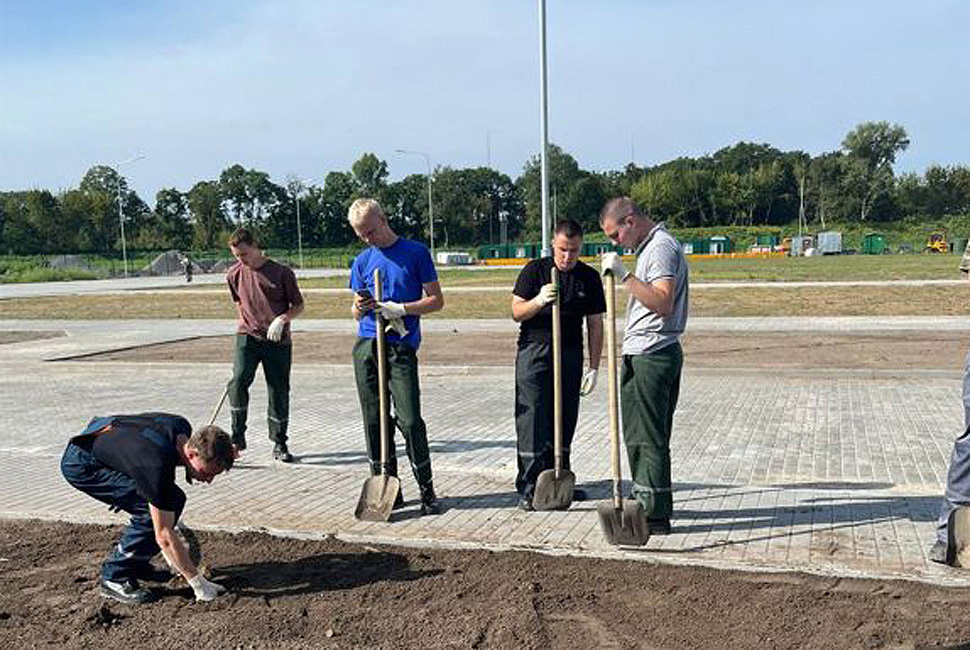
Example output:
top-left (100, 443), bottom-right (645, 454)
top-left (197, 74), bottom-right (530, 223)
top-left (385, 317), bottom-right (409, 337)
top-left (188, 574), bottom-right (227, 602)
top-left (580, 368), bottom-right (598, 396)
top-left (266, 315), bottom-right (287, 342)
top-left (376, 301), bottom-right (407, 320)
top-left (601, 252), bottom-right (629, 280)
top-left (534, 282), bottom-right (558, 306)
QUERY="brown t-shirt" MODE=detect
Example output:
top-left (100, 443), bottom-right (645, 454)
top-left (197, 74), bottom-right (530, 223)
top-left (227, 259), bottom-right (304, 344)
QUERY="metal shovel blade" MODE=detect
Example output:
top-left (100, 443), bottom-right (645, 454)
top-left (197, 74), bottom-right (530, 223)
top-left (597, 499), bottom-right (651, 546)
top-left (948, 506), bottom-right (970, 567)
top-left (354, 475), bottom-right (401, 522)
top-left (532, 469), bottom-right (576, 511)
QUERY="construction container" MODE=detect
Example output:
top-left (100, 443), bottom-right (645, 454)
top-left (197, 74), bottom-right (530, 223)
top-left (816, 231), bottom-right (843, 255)
top-left (861, 232), bottom-right (887, 255)
top-left (789, 235), bottom-right (814, 256)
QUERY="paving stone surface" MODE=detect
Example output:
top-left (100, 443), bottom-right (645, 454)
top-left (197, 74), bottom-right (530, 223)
top-left (0, 317), bottom-right (968, 585)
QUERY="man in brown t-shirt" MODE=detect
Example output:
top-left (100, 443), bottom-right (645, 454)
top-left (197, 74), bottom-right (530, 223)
top-left (226, 228), bottom-right (304, 462)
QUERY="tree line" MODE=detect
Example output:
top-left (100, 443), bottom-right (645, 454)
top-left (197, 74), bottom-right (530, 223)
top-left (3, 121), bottom-right (970, 256)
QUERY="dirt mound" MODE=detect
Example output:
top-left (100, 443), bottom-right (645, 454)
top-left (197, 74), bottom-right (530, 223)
top-left (3, 518), bottom-right (970, 649)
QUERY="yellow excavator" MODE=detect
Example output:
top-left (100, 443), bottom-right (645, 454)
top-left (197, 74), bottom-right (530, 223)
top-left (925, 229), bottom-right (948, 254)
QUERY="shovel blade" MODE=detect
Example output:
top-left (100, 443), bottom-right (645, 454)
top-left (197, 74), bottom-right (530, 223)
top-left (597, 499), bottom-right (651, 546)
top-left (948, 506), bottom-right (970, 567)
top-left (354, 475), bottom-right (401, 522)
top-left (532, 469), bottom-right (576, 511)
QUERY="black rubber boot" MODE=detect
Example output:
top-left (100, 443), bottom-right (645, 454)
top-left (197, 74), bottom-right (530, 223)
top-left (419, 483), bottom-right (440, 515)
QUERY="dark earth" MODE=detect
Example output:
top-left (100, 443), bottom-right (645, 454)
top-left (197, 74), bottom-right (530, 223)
top-left (3, 519), bottom-right (970, 650)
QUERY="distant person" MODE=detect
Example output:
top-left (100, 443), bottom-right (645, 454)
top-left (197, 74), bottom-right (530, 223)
top-left (348, 198), bottom-right (443, 515)
top-left (511, 219), bottom-right (605, 510)
top-left (226, 228), bottom-right (305, 462)
top-left (598, 197), bottom-right (689, 535)
top-left (183, 255), bottom-right (193, 283)
top-left (60, 412), bottom-right (235, 604)
top-left (929, 349), bottom-right (970, 565)
top-left (960, 239), bottom-right (970, 281)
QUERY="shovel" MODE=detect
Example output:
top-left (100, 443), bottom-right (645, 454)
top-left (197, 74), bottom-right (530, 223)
top-left (597, 269), bottom-right (650, 545)
top-left (355, 268), bottom-right (401, 521)
top-left (533, 266), bottom-right (576, 510)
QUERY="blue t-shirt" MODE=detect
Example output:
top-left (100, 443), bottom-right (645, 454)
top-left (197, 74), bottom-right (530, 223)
top-left (349, 238), bottom-right (438, 349)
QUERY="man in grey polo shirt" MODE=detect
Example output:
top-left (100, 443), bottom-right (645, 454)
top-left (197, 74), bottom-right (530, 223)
top-left (599, 197), bottom-right (688, 534)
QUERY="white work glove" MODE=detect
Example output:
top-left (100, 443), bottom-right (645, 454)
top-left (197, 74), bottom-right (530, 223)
top-left (376, 301), bottom-right (407, 320)
top-left (188, 574), bottom-right (228, 602)
top-left (601, 252), bottom-right (629, 280)
top-left (385, 317), bottom-right (409, 337)
top-left (266, 315), bottom-right (287, 342)
top-left (534, 282), bottom-right (558, 306)
top-left (580, 368), bottom-right (598, 396)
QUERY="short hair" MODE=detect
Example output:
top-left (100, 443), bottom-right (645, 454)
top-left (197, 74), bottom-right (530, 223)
top-left (348, 198), bottom-right (385, 226)
top-left (553, 219), bottom-right (583, 239)
top-left (599, 197), bottom-right (646, 225)
top-left (188, 425), bottom-right (235, 472)
top-left (229, 227), bottom-right (257, 248)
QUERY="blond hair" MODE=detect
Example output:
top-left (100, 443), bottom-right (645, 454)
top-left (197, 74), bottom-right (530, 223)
top-left (347, 198), bottom-right (385, 226)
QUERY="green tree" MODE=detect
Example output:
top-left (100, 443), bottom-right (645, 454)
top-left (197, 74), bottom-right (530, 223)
top-left (840, 121), bottom-right (909, 221)
top-left (187, 181), bottom-right (229, 249)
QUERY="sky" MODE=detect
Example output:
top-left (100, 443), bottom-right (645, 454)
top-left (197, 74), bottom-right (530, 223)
top-left (2, 0), bottom-right (969, 203)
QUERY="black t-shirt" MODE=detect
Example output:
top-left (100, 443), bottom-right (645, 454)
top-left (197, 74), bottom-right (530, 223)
top-left (513, 257), bottom-right (606, 347)
top-left (72, 413), bottom-right (190, 513)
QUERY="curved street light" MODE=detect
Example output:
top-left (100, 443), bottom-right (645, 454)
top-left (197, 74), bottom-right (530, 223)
top-left (394, 148), bottom-right (435, 261)
top-left (115, 154), bottom-right (145, 277)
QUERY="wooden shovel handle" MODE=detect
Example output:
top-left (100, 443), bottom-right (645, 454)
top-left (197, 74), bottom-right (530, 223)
top-left (374, 268), bottom-right (389, 475)
top-left (605, 271), bottom-right (622, 508)
top-left (551, 266), bottom-right (563, 477)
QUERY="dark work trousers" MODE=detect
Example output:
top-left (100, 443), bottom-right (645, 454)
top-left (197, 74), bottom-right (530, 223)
top-left (60, 443), bottom-right (184, 581)
top-left (514, 340), bottom-right (584, 496)
top-left (935, 349), bottom-right (970, 544)
top-left (227, 333), bottom-right (292, 444)
top-left (620, 342), bottom-right (683, 520)
top-left (352, 337), bottom-right (433, 488)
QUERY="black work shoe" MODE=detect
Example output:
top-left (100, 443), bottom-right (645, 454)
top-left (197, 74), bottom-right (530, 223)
top-left (100, 578), bottom-right (156, 605)
top-left (393, 488), bottom-right (405, 510)
top-left (572, 487), bottom-right (588, 502)
top-left (518, 495), bottom-right (535, 512)
top-left (133, 565), bottom-right (174, 582)
top-left (419, 484), bottom-right (441, 515)
top-left (929, 539), bottom-right (949, 565)
top-left (273, 443), bottom-right (293, 463)
top-left (231, 433), bottom-right (247, 451)
top-left (647, 518), bottom-right (672, 535)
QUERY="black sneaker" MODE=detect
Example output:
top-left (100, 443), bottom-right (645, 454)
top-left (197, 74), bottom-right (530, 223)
top-left (273, 443), bottom-right (293, 463)
top-left (929, 539), bottom-right (948, 565)
top-left (419, 484), bottom-right (441, 515)
top-left (393, 488), bottom-right (405, 510)
top-left (100, 578), bottom-right (156, 605)
top-left (231, 433), bottom-right (247, 451)
top-left (518, 495), bottom-right (535, 511)
top-left (647, 518), bottom-right (672, 535)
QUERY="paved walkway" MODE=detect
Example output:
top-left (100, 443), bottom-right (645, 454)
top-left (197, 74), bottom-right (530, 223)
top-left (1, 317), bottom-right (968, 585)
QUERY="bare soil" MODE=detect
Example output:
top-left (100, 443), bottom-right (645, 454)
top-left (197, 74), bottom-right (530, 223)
top-left (3, 519), bottom-right (970, 650)
top-left (75, 330), bottom-right (969, 371)
top-left (0, 330), bottom-right (64, 345)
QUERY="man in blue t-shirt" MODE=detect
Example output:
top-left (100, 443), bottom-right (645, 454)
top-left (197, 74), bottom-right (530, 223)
top-left (348, 198), bottom-right (444, 515)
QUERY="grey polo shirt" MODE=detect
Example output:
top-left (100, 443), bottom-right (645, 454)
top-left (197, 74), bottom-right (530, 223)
top-left (622, 223), bottom-right (689, 356)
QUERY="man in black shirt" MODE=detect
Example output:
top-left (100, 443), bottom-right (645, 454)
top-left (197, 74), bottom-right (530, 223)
top-left (61, 413), bottom-right (236, 605)
top-left (511, 219), bottom-right (606, 510)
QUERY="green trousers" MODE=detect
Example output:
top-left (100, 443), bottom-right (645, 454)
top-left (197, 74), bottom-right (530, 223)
top-left (352, 337), bottom-right (433, 487)
top-left (227, 334), bottom-right (292, 444)
top-left (620, 342), bottom-right (683, 519)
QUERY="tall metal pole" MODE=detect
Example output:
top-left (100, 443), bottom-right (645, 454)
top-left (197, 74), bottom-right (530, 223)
top-left (395, 149), bottom-right (435, 261)
top-left (114, 154), bottom-right (144, 277)
top-left (539, 0), bottom-right (551, 257)
top-left (295, 190), bottom-right (304, 269)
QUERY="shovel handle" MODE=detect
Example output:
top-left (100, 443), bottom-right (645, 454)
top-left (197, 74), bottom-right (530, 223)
top-left (551, 266), bottom-right (563, 477)
top-left (605, 271), bottom-right (622, 509)
top-left (374, 268), bottom-right (390, 477)
top-left (209, 387), bottom-right (228, 427)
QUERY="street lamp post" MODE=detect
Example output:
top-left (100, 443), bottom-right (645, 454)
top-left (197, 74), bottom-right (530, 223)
top-left (115, 155), bottom-right (145, 277)
top-left (289, 178), bottom-right (306, 269)
top-left (395, 149), bottom-right (435, 261)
